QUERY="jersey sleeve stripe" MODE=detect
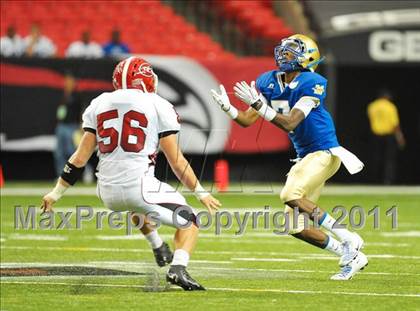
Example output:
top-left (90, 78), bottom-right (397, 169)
top-left (158, 130), bottom-right (179, 138)
top-left (83, 127), bottom-right (96, 134)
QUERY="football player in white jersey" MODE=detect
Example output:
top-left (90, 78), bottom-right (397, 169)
top-left (41, 56), bottom-right (221, 291)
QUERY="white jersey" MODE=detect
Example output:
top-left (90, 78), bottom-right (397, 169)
top-left (82, 89), bottom-right (180, 185)
top-left (65, 41), bottom-right (104, 59)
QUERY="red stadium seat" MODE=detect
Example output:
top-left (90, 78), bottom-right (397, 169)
top-left (1, 0), bottom-right (233, 59)
top-left (215, 0), bottom-right (292, 43)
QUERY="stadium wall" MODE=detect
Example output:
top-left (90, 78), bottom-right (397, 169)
top-left (1, 57), bottom-right (419, 184)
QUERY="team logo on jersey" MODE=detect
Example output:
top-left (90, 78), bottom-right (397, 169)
top-left (268, 83), bottom-right (275, 89)
top-left (312, 84), bottom-right (325, 95)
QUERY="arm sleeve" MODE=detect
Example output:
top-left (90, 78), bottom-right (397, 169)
top-left (81, 101), bottom-right (97, 133)
top-left (292, 96), bottom-right (320, 118)
top-left (293, 78), bottom-right (327, 117)
top-left (156, 97), bottom-right (181, 137)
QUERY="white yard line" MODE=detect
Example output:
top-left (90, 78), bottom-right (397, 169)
top-left (2, 245), bottom-right (420, 261)
top-left (2, 185), bottom-right (420, 196)
top-left (198, 266), bottom-right (420, 277)
top-left (2, 261), bottom-right (420, 277)
top-left (7, 234), bottom-right (68, 241)
top-left (1, 233), bottom-right (414, 247)
top-left (0, 275), bottom-right (146, 281)
top-left (0, 280), bottom-right (418, 298)
top-left (231, 258), bottom-right (299, 262)
top-left (380, 231), bottom-right (420, 237)
top-left (95, 236), bottom-right (412, 247)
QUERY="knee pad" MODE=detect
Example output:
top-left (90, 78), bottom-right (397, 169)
top-left (284, 205), bottom-right (308, 235)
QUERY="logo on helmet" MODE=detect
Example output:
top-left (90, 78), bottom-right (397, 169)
top-left (138, 63), bottom-right (154, 77)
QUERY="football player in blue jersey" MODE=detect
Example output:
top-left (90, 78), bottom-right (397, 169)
top-left (211, 34), bottom-right (368, 280)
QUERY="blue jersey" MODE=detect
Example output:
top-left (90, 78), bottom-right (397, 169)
top-left (256, 70), bottom-right (339, 158)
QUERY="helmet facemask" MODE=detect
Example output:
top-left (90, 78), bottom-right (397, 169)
top-left (274, 38), bottom-right (306, 73)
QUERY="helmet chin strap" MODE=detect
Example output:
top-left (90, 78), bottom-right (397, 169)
top-left (278, 60), bottom-right (302, 73)
top-left (139, 73), bottom-right (158, 93)
top-left (139, 80), bottom-right (147, 93)
top-left (306, 56), bottom-right (326, 70)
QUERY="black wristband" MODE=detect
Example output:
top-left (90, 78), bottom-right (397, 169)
top-left (251, 100), bottom-right (263, 110)
top-left (61, 162), bottom-right (84, 186)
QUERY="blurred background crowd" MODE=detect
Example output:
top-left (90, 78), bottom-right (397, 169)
top-left (1, 0), bottom-right (419, 185)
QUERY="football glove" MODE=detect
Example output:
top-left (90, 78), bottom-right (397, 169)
top-left (235, 81), bottom-right (277, 122)
top-left (233, 81), bottom-right (260, 106)
top-left (210, 85), bottom-right (238, 119)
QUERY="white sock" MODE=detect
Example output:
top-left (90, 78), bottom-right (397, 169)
top-left (144, 230), bottom-right (163, 249)
top-left (171, 249), bottom-right (190, 267)
top-left (323, 235), bottom-right (343, 256)
top-left (319, 213), bottom-right (354, 242)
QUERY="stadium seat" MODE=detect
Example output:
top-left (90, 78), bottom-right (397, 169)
top-left (0, 0), bottom-right (233, 60)
top-left (214, 0), bottom-right (292, 43)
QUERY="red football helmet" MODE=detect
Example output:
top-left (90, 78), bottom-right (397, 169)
top-left (112, 56), bottom-right (158, 93)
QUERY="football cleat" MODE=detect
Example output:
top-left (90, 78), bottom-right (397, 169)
top-left (331, 252), bottom-right (368, 281)
top-left (153, 242), bottom-right (173, 267)
top-left (339, 232), bottom-right (364, 267)
top-left (166, 265), bottom-right (206, 291)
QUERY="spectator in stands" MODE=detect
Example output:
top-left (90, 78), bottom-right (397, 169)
top-left (367, 89), bottom-right (406, 184)
top-left (0, 25), bottom-right (25, 57)
top-left (54, 72), bottom-right (83, 177)
top-left (103, 29), bottom-right (130, 57)
top-left (24, 23), bottom-right (56, 58)
top-left (66, 31), bottom-right (104, 59)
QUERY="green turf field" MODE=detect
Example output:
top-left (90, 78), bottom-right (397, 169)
top-left (1, 184), bottom-right (419, 310)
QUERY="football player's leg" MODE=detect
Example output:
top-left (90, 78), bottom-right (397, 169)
top-left (281, 151), bottom-right (364, 265)
top-left (302, 183), bottom-right (343, 256)
top-left (130, 212), bottom-right (172, 267)
top-left (138, 177), bottom-right (205, 290)
top-left (281, 151), bottom-right (336, 222)
top-left (153, 206), bottom-right (204, 291)
top-left (284, 182), bottom-right (343, 256)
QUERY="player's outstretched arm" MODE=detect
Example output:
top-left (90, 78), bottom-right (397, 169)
top-left (210, 85), bottom-right (259, 127)
top-left (160, 134), bottom-right (221, 213)
top-left (234, 81), bottom-right (305, 132)
top-left (41, 132), bottom-right (97, 212)
top-left (253, 102), bottom-right (305, 132)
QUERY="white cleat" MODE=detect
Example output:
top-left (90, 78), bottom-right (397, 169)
top-left (339, 232), bottom-right (364, 267)
top-left (331, 252), bottom-right (368, 281)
